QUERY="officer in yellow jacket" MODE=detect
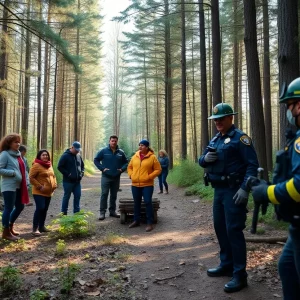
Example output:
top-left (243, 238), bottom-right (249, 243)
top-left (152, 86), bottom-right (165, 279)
top-left (251, 78), bottom-right (300, 300)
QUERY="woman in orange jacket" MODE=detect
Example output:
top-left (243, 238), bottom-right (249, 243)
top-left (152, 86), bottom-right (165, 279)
top-left (127, 139), bottom-right (161, 232)
top-left (29, 149), bottom-right (57, 236)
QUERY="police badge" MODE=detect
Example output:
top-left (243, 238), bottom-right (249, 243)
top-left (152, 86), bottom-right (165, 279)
top-left (240, 135), bottom-right (251, 145)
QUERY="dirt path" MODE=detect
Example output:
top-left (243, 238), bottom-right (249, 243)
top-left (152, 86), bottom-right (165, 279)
top-left (1, 172), bottom-right (284, 299)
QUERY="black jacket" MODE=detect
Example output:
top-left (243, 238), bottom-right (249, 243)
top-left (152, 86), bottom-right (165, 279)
top-left (58, 149), bottom-right (85, 182)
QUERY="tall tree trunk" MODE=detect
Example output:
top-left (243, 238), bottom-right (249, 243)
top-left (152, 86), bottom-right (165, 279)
top-left (211, 0), bottom-right (222, 109)
top-left (36, 1), bottom-right (42, 151)
top-left (262, 0), bottom-right (272, 171)
top-left (143, 51), bottom-right (149, 139)
top-left (74, 0), bottom-right (80, 140)
top-left (22, 0), bottom-right (31, 144)
top-left (243, 0), bottom-right (268, 179)
top-left (278, 0), bottom-right (299, 148)
top-left (181, 0), bottom-right (187, 159)
top-left (41, 6), bottom-right (51, 149)
top-left (191, 32), bottom-right (197, 162)
top-left (0, 0), bottom-right (9, 137)
top-left (233, 0), bottom-right (239, 127)
top-left (199, 0), bottom-right (209, 152)
top-left (164, 0), bottom-right (173, 168)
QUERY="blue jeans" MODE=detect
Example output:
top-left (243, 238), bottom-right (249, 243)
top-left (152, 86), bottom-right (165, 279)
top-left (278, 225), bottom-right (300, 300)
top-left (2, 189), bottom-right (24, 228)
top-left (158, 169), bottom-right (169, 191)
top-left (100, 176), bottom-right (120, 214)
top-left (61, 181), bottom-right (81, 214)
top-left (213, 186), bottom-right (247, 279)
top-left (131, 186), bottom-right (154, 224)
top-left (33, 195), bottom-right (51, 229)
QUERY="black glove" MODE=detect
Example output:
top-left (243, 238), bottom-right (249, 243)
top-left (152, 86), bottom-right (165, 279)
top-left (233, 188), bottom-right (249, 205)
top-left (204, 152), bottom-right (218, 163)
top-left (251, 180), bottom-right (269, 204)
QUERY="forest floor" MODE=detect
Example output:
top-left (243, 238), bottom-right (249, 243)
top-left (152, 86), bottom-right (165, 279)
top-left (0, 172), bottom-right (285, 300)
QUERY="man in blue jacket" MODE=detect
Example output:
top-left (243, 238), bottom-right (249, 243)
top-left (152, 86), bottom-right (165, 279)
top-left (58, 141), bottom-right (84, 215)
top-left (94, 135), bottom-right (128, 220)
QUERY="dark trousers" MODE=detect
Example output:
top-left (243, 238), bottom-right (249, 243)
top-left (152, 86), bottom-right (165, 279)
top-left (278, 225), bottom-right (300, 300)
top-left (213, 186), bottom-right (247, 279)
top-left (131, 186), bottom-right (154, 224)
top-left (2, 189), bottom-right (24, 228)
top-left (158, 169), bottom-right (169, 192)
top-left (100, 176), bottom-right (120, 214)
top-left (33, 195), bottom-right (51, 230)
top-left (61, 181), bottom-right (81, 214)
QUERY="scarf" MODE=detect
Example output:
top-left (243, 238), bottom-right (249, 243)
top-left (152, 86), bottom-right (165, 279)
top-left (34, 158), bottom-right (51, 169)
top-left (17, 157), bottom-right (29, 204)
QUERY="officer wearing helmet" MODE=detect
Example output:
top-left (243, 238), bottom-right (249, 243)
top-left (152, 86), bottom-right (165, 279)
top-left (251, 78), bottom-right (300, 300)
top-left (199, 103), bottom-right (259, 293)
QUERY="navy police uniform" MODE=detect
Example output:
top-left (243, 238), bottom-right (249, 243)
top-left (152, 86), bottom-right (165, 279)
top-left (265, 131), bottom-right (300, 299)
top-left (199, 124), bottom-right (259, 280)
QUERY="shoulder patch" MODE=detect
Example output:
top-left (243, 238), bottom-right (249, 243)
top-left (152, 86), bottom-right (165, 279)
top-left (240, 135), bottom-right (251, 145)
top-left (294, 137), bottom-right (300, 153)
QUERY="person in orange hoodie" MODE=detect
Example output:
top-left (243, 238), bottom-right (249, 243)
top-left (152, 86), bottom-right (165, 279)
top-left (29, 149), bottom-right (57, 236)
top-left (127, 139), bottom-right (161, 232)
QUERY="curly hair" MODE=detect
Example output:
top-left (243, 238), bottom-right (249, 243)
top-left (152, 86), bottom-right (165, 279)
top-left (158, 149), bottom-right (168, 157)
top-left (0, 133), bottom-right (21, 152)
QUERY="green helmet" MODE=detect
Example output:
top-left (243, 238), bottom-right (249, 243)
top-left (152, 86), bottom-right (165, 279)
top-left (279, 77), bottom-right (300, 103)
top-left (208, 103), bottom-right (238, 120)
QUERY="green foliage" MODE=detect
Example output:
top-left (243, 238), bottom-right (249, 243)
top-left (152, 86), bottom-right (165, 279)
top-left (185, 182), bottom-right (214, 200)
top-left (168, 160), bottom-right (203, 187)
top-left (0, 266), bottom-right (22, 295)
top-left (59, 261), bottom-right (80, 294)
top-left (83, 160), bottom-right (96, 176)
top-left (56, 239), bottom-right (67, 256)
top-left (52, 210), bottom-right (95, 238)
top-left (30, 289), bottom-right (49, 300)
top-left (5, 239), bottom-right (27, 252)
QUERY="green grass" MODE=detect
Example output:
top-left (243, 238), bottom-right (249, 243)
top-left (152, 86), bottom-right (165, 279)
top-left (169, 159), bottom-right (289, 232)
top-left (83, 159), bottom-right (96, 176)
top-left (168, 159), bottom-right (203, 187)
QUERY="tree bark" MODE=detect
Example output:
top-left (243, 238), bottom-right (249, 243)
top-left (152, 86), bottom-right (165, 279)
top-left (181, 0), bottom-right (187, 159)
top-left (243, 0), bottom-right (268, 180)
top-left (198, 0), bottom-right (209, 152)
top-left (278, 0), bottom-right (299, 148)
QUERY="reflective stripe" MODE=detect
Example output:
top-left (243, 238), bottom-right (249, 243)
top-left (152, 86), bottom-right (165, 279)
top-left (286, 178), bottom-right (300, 203)
top-left (267, 185), bottom-right (279, 205)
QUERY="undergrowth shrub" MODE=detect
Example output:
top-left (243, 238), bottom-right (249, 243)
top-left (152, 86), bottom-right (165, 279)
top-left (30, 289), bottom-right (49, 300)
top-left (168, 160), bottom-right (203, 187)
top-left (58, 261), bottom-right (80, 295)
top-left (0, 266), bottom-right (22, 295)
top-left (52, 210), bottom-right (95, 238)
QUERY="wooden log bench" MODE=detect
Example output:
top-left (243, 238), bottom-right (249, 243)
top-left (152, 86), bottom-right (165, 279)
top-left (119, 198), bottom-right (160, 224)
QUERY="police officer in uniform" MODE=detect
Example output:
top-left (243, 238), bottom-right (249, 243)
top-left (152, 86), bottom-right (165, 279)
top-left (251, 78), bottom-right (300, 300)
top-left (199, 103), bottom-right (259, 293)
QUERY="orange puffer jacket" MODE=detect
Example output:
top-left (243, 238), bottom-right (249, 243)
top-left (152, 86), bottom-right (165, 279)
top-left (127, 150), bottom-right (162, 187)
top-left (29, 163), bottom-right (57, 196)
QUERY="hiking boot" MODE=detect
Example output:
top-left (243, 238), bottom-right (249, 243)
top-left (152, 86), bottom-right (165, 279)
top-left (224, 277), bottom-right (248, 293)
top-left (99, 213), bottom-right (105, 220)
top-left (145, 224), bottom-right (153, 232)
top-left (157, 191), bottom-right (163, 194)
top-left (39, 226), bottom-right (51, 233)
top-left (129, 221), bottom-right (140, 228)
top-left (2, 227), bottom-right (19, 241)
top-left (9, 223), bottom-right (20, 236)
top-left (109, 212), bottom-right (120, 218)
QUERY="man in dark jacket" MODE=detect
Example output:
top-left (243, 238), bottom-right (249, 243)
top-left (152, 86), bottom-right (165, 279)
top-left (58, 141), bottom-right (84, 215)
top-left (94, 135), bottom-right (128, 220)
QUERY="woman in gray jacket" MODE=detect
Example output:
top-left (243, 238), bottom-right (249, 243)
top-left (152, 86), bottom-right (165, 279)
top-left (0, 133), bottom-right (29, 241)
